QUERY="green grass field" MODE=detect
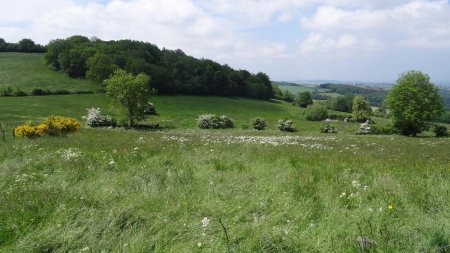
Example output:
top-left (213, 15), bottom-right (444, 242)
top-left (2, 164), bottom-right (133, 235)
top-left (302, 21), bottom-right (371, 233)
top-left (0, 53), bottom-right (449, 252)
top-left (0, 129), bottom-right (449, 252)
top-left (1, 94), bottom-right (368, 133)
top-left (0, 53), bottom-right (98, 92)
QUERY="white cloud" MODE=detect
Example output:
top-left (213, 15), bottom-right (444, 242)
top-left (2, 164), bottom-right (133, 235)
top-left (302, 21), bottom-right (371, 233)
top-left (301, 0), bottom-right (450, 49)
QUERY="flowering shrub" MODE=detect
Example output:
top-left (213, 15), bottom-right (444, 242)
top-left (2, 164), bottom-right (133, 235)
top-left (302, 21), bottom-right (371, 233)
top-left (277, 118), bottom-right (295, 132)
top-left (197, 114), bottom-right (234, 129)
top-left (14, 122), bottom-right (46, 139)
top-left (252, 117), bottom-right (267, 130)
top-left (44, 115), bottom-right (81, 136)
top-left (14, 116), bottom-right (80, 139)
top-left (320, 123), bottom-right (337, 133)
top-left (82, 107), bottom-right (115, 127)
top-left (358, 120), bottom-right (371, 134)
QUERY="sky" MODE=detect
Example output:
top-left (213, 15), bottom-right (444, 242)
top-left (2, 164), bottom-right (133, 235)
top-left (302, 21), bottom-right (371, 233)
top-left (1, 0), bottom-right (450, 83)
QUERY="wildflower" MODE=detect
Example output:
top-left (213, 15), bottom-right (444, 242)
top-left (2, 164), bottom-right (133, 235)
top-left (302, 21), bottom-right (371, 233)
top-left (388, 204), bottom-right (393, 209)
top-left (340, 192), bottom-right (346, 198)
top-left (363, 185), bottom-right (368, 190)
top-left (109, 160), bottom-right (116, 166)
top-left (378, 207), bottom-right (383, 212)
top-left (202, 217), bottom-right (210, 228)
top-left (197, 242), bottom-right (202, 247)
top-left (368, 208), bottom-right (374, 212)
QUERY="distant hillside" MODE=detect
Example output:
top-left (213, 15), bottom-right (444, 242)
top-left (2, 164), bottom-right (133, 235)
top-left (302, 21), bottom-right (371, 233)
top-left (0, 53), bottom-right (98, 92)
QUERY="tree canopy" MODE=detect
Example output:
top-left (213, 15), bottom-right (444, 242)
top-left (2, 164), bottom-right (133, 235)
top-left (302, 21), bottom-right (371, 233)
top-left (104, 69), bottom-right (154, 127)
top-left (352, 95), bottom-right (372, 122)
top-left (386, 70), bottom-right (444, 136)
top-left (295, 92), bottom-right (313, 108)
top-left (45, 35), bottom-right (273, 99)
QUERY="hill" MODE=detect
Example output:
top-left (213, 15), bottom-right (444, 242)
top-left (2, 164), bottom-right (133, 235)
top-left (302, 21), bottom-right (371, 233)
top-left (0, 53), bottom-right (98, 92)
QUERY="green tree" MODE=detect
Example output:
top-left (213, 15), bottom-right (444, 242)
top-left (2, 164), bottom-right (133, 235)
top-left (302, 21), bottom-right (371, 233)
top-left (386, 70), bottom-right (444, 136)
top-left (352, 95), bottom-right (372, 122)
top-left (86, 53), bottom-right (119, 83)
top-left (296, 92), bottom-right (313, 108)
top-left (104, 69), bottom-right (153, 127)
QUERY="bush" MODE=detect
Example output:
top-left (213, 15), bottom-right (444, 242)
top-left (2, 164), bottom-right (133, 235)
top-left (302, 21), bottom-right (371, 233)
top-left (371, 124), bottom-right (396, 135)
top-left (44, 115), bottom-right (81, 136)
top-left (252, 117), bottom-right (267, 130)
top-left (31, 89), bottom-right (51, 96)
top-left (82, 107), bottom-right (115, 127)
top-left (306, 104), bottom-right (328, 121)
top-left (433, 125), bottom-right (448, 137)
top-left (52, 89), bottom-right (71, 95)
top-left (74, 90), bottom-right (94, 94)
top-left (14, 122), bottom-right (47, 139)
top-left (357, 120), bottom-right (371, 134)
top-left (197, 114), bottom-right (234, 129)
top-left (144, 102), bottom-right (157, 115)
top-left (320, 123), bottom-right (337, 133)
top-left (439, 112), bottom-right (450, 124)
top-left (277, 118), bottom-right (295, 132)
top-left (14, 116), bottom-right (80, 139)
top-left (14, 90), bottom-right (28, 96)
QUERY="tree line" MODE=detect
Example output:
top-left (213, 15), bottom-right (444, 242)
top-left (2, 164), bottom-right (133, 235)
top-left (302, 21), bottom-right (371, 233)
top-left (0, 38), bottom-right (46, 53)
top-left (44, 35), bottom-right (273, 99)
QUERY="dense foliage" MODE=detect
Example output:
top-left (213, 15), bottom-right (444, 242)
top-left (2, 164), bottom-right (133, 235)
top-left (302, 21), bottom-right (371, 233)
top-left (0, 38), bottom-right (46, 53)
top-left (104, 69), bottom-right (154, 127)
top-left (386, 71), bottom-right (444, 136)
top-left (252, 117), bottom-right (267, 130)
top-left (45, 36), bottom-right (273, 99)
top-left (319, 83), bottom-right (387, 106)
top-left (305, 104), bottom-right (328, 121)
top-left (352, 96), bottom-right (372, 122)
top-left (295, 92), bottom-right (313, 108)
top-left (326, 95), bottom-right (354, 113)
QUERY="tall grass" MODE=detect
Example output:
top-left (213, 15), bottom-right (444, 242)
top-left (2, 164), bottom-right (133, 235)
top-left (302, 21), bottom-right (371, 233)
top-left (1, 129), bottom-right (448, 252)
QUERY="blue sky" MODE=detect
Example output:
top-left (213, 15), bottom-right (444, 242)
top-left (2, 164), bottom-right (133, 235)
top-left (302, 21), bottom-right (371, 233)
top-left (1, 0), bottom-right (450, 83)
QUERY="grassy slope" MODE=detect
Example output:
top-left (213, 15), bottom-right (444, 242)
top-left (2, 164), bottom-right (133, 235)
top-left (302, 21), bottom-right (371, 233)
top-left (0, 53), bottom-right (98, 92)
top-left (0, 129), bottom-right (449, 252)
top-left (0, 94), bottom-right (366, 133)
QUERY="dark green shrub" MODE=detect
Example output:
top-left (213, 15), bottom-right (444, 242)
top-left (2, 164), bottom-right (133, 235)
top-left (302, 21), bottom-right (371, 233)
top-left (277, 118), bottom-right (295, 132)
top-left (433, 125), bottom-right (448, 137)
top-left (306, 104), bottom-right (328, 121)
top-left (371, 124), bottom-right (397, 135)
top-left (252, 117), bottom-right (267, 130)
top-left (14, 90), bottom-right (28, 96)
top-left (31, 89), bottom-right (51, 96)
top-left (52, 89), bottom-right (71, 95)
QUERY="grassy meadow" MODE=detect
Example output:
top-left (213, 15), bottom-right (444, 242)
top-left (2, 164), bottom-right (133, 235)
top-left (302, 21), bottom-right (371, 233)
top-left (1, 128), bottom-right (449, 252)
top-left (0, 53), bottom-right (98, 92)
top-left (0, 52), bottom-right (449, 252)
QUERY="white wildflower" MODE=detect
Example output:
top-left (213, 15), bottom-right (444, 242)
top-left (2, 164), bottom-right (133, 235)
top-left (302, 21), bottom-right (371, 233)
top-left (202, 217), bottom-right (210, 228)
top-left (340, 192), bottom-right (347, 198)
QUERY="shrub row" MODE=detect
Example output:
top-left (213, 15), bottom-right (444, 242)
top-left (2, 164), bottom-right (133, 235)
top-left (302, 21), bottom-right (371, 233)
top-left (0, 88), bottom-right (95, 97)
top-left (15, 116), bottom-right (81, 139)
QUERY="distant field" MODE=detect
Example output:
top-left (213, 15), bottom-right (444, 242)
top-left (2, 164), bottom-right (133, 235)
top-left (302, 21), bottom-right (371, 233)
top-left (278, 85), bottom-right (329, 94)
top-left (0, 53), bottom-right (98, 92)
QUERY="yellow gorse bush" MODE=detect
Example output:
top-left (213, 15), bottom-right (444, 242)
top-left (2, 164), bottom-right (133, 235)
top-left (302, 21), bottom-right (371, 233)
top-left (14, 116), bottom-right (81, 139)
top-left (44, 115), bottom-right (81, 136)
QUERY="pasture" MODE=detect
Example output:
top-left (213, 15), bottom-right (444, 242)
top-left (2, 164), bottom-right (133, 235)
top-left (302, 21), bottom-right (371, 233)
top-left (0, 128), bottom-right (449, 252)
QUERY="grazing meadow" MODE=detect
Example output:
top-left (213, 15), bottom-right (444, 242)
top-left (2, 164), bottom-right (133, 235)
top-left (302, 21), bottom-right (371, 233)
top-left (0, 52), bottom-right (449, 252)
top-left (0, 128), bottom-right (449, 252)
